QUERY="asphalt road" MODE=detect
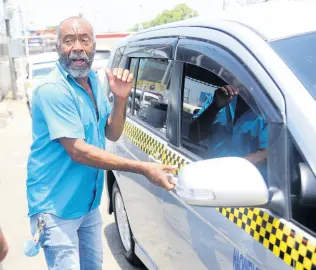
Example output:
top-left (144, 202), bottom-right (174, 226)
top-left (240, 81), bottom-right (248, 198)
top-left (0, 98), bottom-right (143, 270)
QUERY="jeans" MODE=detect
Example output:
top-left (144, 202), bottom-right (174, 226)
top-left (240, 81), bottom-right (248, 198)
top-left (30, 208), bottom-right (103, 270)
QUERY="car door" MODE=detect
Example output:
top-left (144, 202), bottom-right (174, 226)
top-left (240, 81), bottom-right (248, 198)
top-left (160, 36), bottom-right (294, 270)
top-left (113, 38), bottom-right (178, 268)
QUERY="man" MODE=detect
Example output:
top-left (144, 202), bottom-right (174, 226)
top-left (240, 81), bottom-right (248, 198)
top-left (189, 85), bottom-right (268, 167)
top-left (26, 17), bottom-right (176, 270)
top-left (0, 227), bottom-right (8, 269)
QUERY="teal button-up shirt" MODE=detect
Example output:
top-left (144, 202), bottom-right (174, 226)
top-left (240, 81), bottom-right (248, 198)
top-left (27, 62), bottom-right (112, 219)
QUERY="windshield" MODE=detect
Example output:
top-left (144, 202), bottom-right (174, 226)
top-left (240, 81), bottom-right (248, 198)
top-left (32, 67), bottom-right (54, 79)
top-left (270, 32), bottom-right (316, 99)
top-left (94, 51), bottom-right (111, 60)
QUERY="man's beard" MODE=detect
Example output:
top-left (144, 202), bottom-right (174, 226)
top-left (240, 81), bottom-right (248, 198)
top-left (58, 50), bottom-right (95, 78)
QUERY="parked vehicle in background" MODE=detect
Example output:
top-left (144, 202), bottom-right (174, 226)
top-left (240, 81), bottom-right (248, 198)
top-left (92, 45), bottom-right (111, 87)
top-left (104, 1), bottom-right (316, 270)
top-left (25, 52), bottom-right (58, 109)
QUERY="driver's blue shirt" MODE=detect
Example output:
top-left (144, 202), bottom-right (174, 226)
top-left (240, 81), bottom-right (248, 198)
top-left (193, 94), bottom-right (268, 159)
top-left (26, 62), bottom-right (112, 219)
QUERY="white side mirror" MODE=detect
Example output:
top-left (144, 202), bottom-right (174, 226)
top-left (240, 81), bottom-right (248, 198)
top-left (176, 157), bottom-right (269, 207)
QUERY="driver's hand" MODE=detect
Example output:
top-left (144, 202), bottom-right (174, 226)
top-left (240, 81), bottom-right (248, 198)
top-left (213, 85), bottom-right (238, 109)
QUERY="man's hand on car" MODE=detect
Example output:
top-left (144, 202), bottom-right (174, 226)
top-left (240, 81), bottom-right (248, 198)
top-left (142, 163), bottom-right (178, 191)
top-left (213, 85), bottom-right (238, 109)
top-left (105, 68), bottom-right (134, 101)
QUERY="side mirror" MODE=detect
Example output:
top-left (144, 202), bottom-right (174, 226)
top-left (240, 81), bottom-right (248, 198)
top-left (176, 157), bottom-right (269, 207)
top-left (298, 162), bottom-right (316, 206)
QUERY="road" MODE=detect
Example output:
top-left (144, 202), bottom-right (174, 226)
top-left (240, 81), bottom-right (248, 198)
top-left (0, 98), bottom-right (143, 270)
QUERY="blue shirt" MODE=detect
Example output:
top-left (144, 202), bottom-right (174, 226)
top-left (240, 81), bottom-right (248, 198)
top-left (193, 95), bottom-right (268, 159)
top-left (27, 62), bottom-right (112, 219)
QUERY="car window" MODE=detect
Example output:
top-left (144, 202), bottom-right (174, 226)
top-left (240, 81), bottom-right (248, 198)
top-left (94, 51), bottom-right (111, 60)
top-left (270, 32), bottom-right (316, 100)
top-left (133, 58), bottom-right (172, 136)
top-left (290, 138), bottom-right (316, 235)
top-left (181, 63), bottom-right (269, 182)
top-left (126, 58), bottom-right (139, 115)
top-left (32, 67), bottom-right (55, 79)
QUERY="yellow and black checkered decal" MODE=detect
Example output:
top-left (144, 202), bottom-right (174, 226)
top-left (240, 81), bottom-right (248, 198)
top-left (124, 122), bottom-right (187, 174)
top-left (123, 121), bottom-right (316, 270)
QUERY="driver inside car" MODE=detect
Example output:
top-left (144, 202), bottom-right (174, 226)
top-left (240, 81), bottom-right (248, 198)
top-left (189, 85), bottom-right (268, 178)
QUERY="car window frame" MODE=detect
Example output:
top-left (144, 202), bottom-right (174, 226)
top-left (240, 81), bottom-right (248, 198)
top-left (172, 37), bottom-right (292, 219)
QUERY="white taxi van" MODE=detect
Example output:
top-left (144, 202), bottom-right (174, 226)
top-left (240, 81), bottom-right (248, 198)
top-left (104, 2), bottom-right (316, 269)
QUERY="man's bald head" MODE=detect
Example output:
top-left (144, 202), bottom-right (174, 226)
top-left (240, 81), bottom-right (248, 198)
top-left (56, 16), bottom-right (95, 46)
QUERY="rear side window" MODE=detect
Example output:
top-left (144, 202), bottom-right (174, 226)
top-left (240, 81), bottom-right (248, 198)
top-left (133, 58), bottom-right (172, 136)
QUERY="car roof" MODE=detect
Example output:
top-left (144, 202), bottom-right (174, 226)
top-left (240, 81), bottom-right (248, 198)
top-left (133, 1), bottom-right (316, 42)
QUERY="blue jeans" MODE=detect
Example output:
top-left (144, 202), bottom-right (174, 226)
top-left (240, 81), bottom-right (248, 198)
top-left (30, 208), bottom-right (103, 270)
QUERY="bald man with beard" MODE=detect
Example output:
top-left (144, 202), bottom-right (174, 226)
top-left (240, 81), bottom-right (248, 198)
top-left (26, 17), bottom-right (176, 270)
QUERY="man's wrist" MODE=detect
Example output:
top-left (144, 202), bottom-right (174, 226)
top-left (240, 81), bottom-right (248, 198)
top-left (135, 161), bottom-right (148, 176)
top-left (114, 95), bottom-right (128, 105)
top-left (124, 160), bottom-right (148, 176)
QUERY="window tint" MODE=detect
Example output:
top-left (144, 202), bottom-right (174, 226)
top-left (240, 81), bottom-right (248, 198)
top-left (290, 139), bottom-right (316, 234)
top-left (181, 63), bottom-right (269, 181)
top-left (134, 58), bottom-right (172, 135)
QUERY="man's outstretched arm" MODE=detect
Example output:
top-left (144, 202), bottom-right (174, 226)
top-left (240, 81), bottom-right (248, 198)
top-left (59, 138), bottom-right (177, 191)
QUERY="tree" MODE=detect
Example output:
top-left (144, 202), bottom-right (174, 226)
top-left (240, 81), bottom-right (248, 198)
top-left (131, 3), bottom-right (198, 31)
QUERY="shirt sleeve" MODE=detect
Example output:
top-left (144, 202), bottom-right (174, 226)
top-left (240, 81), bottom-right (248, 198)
top-left (35, 83), bottom-right (85, 141)
top-left (192, 94), bottom-right (214, 119)
top-left (258, 119), bottom-right (268, 149)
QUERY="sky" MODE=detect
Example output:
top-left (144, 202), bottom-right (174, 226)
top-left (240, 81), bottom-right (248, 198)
top-left (15, 0), bottom-right (227, 32)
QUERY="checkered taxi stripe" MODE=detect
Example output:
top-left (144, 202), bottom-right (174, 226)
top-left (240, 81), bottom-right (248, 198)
top-left (123, 121), bottom-right (316, 270)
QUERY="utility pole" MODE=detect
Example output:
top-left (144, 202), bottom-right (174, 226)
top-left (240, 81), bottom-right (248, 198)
top-left (3, 0), bottom-right (18, 100)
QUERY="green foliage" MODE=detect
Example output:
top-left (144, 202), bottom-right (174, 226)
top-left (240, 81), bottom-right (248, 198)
top-left (131, 3), bottom-right (198, 31)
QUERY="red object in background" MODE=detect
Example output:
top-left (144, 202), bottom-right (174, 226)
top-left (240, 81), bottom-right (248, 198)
top-left (96, 33), bottom-right (132, 39)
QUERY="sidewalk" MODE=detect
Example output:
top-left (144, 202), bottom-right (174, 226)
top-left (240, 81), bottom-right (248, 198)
top-left (0, 98), bottom-right (46, 269)
top-left (0, 98), bottom-right (140, 270)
